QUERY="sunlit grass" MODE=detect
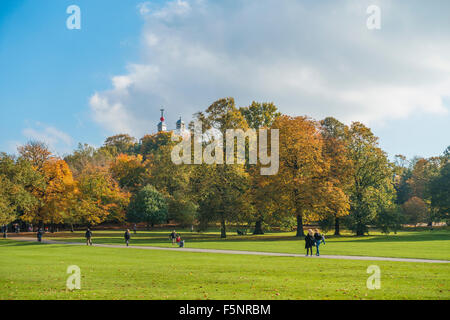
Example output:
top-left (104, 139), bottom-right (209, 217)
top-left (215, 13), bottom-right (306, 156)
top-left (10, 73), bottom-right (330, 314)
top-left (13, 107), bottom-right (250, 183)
top-left (0, 240), bottom-right (448, 300)
top-left (36, 228), bottom-right (450, 260)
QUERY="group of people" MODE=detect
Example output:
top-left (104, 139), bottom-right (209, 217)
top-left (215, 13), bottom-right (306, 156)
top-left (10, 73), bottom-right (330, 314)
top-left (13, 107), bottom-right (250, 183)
top-left (84, 228), bottom-right (132, 246)
top-left (11, 224), bottom-right (323, 255)
top-left (169, 230), bottom-right (185, 247)
top-left (304, 229), bottom-right (326, 256)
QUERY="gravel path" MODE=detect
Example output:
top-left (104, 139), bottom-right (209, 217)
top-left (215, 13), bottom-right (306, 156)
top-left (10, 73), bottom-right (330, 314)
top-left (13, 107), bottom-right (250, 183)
top-left (7, 237), bottom-right (450, 264)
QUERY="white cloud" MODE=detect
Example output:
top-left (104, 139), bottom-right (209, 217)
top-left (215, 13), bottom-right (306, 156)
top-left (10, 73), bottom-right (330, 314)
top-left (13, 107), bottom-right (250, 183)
top-left (91, 0), bottom-right (450, 137)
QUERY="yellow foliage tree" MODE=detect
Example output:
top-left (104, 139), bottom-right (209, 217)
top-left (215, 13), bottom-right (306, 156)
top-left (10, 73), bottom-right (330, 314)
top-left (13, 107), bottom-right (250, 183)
top-left (22, 158), bottom-right (75, 226)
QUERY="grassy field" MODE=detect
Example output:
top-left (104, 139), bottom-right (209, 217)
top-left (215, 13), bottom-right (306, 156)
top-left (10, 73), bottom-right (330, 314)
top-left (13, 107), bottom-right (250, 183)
top-left (0, 239), bottom-right (449, 300)
top-left (37, 228), bottom-right (450, 260)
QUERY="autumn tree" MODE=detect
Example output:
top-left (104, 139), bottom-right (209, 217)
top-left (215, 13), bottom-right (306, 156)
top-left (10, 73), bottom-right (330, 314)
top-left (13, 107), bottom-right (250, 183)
top-left (21, 158), bottom-right (76, 228)
top-left (69, 168), bottom-right (130, 226)
top-left (139, 132), bottom-right (173, 159)
top-left (319, 117), bottom-right (353, 235)
top-left (110, 154), bottom-right (150, 193)
top-left (18, 141), bottom-right (51, 170)
top-left (237, 102), bottom-right (281, 234)
top-left (264, 116), bottom-right (346, 237)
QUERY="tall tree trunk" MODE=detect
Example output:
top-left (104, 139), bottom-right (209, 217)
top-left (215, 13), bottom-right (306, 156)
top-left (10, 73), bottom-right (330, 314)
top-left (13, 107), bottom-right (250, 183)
top-left (334, 217), bottom-right (340, 236)
top-left (296, 214), bottom-right (304, 237)
top-left (253, 218), bottom-right (264, 235)
top-left (356, 223), bottom-right (365, 236)
top-left (220, 217), bottom-right (226, 238)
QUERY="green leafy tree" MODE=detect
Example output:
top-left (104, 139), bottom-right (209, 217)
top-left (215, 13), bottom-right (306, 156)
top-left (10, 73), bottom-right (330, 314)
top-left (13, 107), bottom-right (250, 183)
top-left (65, 143), bottom-right (115, 177)
top-left (239, 101), bottom-right (280, 129)
top-left (103, 134), bottom-right (138, 156)
top-left (346, 122), bottom-right (394, 235)
top-left (127, 185), bottom-right (168, 229)
top-left (375, 205), bottom-right (404, 234)
top-left (0, 153), bottom-right (44, 225)
top-left (402, 196), bottom-right (428, 226)
top-left (430, 162), bottom-right (450, 224)
top-left (191, 98), bottom-right (250, 238)
top-left (168, 192), bottom-right (198, 228)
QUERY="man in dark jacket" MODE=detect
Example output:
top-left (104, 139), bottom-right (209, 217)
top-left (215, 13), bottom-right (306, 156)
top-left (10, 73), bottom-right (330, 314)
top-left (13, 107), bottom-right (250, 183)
top-left (85, 228), bottom-right (93, 246)
top-left (124, 229), bottom-right (131, 247)
top-left (170, 230), bottom-right (177, 245)
top-left (37, 228), bottom-right (43, 242)
top-left (304, 229), bottom-right (315, 256)
top-left (314, 229), bottom-right (325, 256)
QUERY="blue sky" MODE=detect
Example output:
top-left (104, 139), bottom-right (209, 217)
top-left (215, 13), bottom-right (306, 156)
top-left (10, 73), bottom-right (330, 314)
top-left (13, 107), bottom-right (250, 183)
top-left (1, 0), bottom-right (449, 159)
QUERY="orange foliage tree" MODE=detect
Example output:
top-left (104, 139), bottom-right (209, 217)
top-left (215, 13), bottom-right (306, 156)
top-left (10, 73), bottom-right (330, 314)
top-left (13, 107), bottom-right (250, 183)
top-left (263, 116), bottom-right (349, 236)
top-left (22, 158), bottom-right (76, 226)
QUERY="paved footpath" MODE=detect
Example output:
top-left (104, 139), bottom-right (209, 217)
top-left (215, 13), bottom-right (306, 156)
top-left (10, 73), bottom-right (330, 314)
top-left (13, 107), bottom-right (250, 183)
top-left (8, 237), bottom-right (450, 264)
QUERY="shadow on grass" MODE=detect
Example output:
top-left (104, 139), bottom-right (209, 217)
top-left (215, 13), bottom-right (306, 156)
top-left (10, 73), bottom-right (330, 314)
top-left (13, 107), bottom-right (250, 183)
top-left (0, 240), bottom-right (44, 247)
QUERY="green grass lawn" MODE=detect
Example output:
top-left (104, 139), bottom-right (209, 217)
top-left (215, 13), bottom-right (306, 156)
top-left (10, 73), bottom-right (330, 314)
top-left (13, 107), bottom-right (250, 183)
top-left (39, 228), bottom-right (450, 261)
top-left (0, 240), bottom-right (449, 300)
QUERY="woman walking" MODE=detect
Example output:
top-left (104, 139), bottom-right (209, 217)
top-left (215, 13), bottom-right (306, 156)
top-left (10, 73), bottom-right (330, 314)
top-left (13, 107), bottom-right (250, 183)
top-left (304, 229), bottom-right (315, 256)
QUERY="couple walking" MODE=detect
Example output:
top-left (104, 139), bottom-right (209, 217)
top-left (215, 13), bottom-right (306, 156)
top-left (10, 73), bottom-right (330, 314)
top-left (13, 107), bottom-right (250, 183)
top-left (85, 228), bottom-right (132, 246)
top-left (305, 229), bottom-right (325, 256)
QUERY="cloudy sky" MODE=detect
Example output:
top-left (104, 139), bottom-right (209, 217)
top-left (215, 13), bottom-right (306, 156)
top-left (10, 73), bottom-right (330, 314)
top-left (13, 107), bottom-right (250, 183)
top-left (1, 0), bottom-right (449, 159)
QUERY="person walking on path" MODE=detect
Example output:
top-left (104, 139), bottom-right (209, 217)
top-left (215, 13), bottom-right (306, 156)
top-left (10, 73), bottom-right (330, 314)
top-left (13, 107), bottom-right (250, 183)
top-left (2, 225), bottom-right (7, 239)
top-left (314, 229), bottom-right (325, 256)
top-left (37, 228), bottom-right (43, 242)
top-left (85, 228), bottom-right (93, 246)
top-left (304, 229), bottom-right (315, 256)
top-left (170, 230), bottom-right (177, 245)
top-left (124, 229), bottom-right (131, 247)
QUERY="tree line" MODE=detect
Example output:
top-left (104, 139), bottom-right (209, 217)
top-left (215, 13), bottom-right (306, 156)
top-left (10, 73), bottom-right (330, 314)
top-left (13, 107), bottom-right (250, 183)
top-left (0, 98), bottom-right (448, 237)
